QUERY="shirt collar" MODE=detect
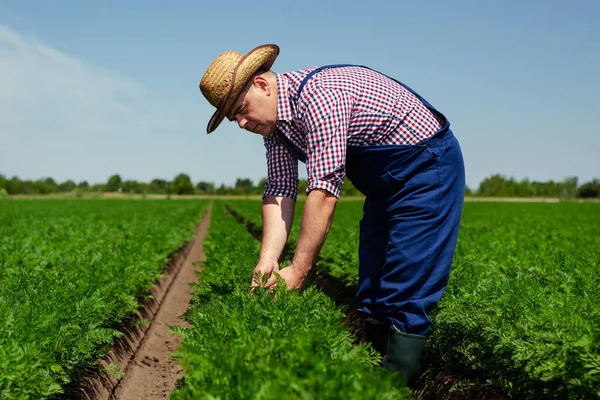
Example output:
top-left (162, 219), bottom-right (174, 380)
top-left (275, 73), bottom-right (293, 122)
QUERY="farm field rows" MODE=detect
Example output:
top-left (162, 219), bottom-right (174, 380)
top-left (0, 199), bottom-right (208, 399)
top-left (1, 198), bottom-right (599, 399)
top-left (225, 200), bottom-right (600, 399)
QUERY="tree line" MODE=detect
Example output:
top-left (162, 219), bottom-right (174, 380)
top-left (467, 175), bottom-right (599, 199)
top-left (1, 173), bottom-right (599, 199)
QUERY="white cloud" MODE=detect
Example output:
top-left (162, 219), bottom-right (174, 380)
top-left (0, 25), bottom-right (151, 139)
top-left (0, 25), bottom-right (222, 184)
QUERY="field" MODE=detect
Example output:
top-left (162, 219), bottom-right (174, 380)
top-left (0, 200), bottom-right (209, 399)
top-left (0, 199), bottom-right (599, 399)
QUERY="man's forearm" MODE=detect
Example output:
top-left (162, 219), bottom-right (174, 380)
top-left (260, 195), bottom-right (295, 263)
top-left (292, 189), bottom-right (338, 272)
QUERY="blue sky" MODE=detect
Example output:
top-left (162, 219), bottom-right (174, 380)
top-left (1, 0), bottom-right (598, 190)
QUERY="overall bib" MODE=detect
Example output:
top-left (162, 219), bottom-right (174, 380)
top-left (284, 64), bottom-right (465, 337)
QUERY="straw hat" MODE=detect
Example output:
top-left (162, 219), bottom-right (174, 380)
top-left (200, 44), bottom-right (280, 133)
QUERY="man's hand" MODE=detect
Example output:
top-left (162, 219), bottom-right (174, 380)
top-left (266, 263), bottom-right (309, 291)
top-left (251, 189), bottom-right (337, 292)
top-left (251, 259), bottom-right (280, 290)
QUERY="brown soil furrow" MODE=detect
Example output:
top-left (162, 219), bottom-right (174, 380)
top-left (80, 207), bottom-right (210, 400)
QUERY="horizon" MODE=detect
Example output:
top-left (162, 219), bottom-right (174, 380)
top-left (0, 170), bottom-right (594, 193)
top-left (1, 1), bottom-right (599, 190)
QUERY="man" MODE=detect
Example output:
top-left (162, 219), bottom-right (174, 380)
top-left (199, 44), bottom-right (465, 388)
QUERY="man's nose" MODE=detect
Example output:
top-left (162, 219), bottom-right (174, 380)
top-left (237, 116), bottom-right (247, 129)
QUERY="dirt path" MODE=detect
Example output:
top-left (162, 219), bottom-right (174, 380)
top-left (82, 208), bottom-right (210, 400)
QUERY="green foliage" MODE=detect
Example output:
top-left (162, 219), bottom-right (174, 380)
top-left (234, 177), bottom-right (254, 193)
top-left (227, 200), bottom-right (600, 398)
top-left (172, 173), bottom-right (195, 195)
top-left (340, 177), bottom-right (362, 197)
top-left (298, 179), bottom-right (309, 196)
top-left (5, 171), bottom-right (598, 198)
top-left (121, 179), bottom-right (144, 194)
top-left (104, 363), bottom-right (125, 380)
top-left (577, 179), bottom-right (600, 198)
top-left (226, 199), bottom-right (360, 288)
top-left (172, 202), bottom-right (411, 399)
top-left (57, 179), bottom-right (77, 192)
top-left (105, 174), bottom-right (122, 192)
top-left (149, 178), bottom-right (170, 194)
top-left (0, 200), bottom-right (208, 398)
top-left (476, 174), bottom-right (581, 198)
top-left (0, 188), bottom-right (7, 200)
top-left (433, 202), bottom-right (600, 398)
top-left (195, 181), bottom-right (215, 194)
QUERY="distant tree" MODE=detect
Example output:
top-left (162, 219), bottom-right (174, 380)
top-left (560, 177), bottom-right (578, 198)
top-left (465, 186), bottom-right (473, 197)
top-left (172, 173), bottom-right (194, 195)
top-left (122, 180), bottom-right (143, 194)
top-left (477, 174), bottom-right (507, 197)
top-left (216, 183), bottom-right (230, 195)
top-left (149, 179), bottom-right (169, 194)
top-left (195, 181), bottom-right (215, 194)
top-left (33, 178), bottom-right (56, 194)
top-left (577, 179), bottom-right (600, 198)
top-left (6, 176), bottom-right (23, 194)
top-left (106, 174), bottom-right (122, 192)
top-left (255, 178), bottom-right (268, 195)
top-left (44, 178), bottom-right (58, 191)
top-left (58, 180), bottom-right (77, 192)
top-left (235, 178), bottom-right (254, 194)
top-left (78, 180), bottom-right (89, 189)
top-left (91, 183), bottom-right (105, 193)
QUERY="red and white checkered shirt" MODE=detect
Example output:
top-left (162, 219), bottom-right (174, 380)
top-left (263, 65), bottom-right (443, 199)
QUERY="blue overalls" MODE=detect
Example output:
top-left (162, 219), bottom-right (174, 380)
top-left (283, 65), bottom-right (465, 337)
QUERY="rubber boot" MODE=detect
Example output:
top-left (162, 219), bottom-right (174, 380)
top-left (382, 328), bottom-right (427, 389)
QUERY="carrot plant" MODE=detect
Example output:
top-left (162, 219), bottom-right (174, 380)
top-left (171, 201), bottom-right (411, 399)
top-left (433, 202), bottom-right (600, 399)
top-left (226, 200), bottom-right (600, 398)
top-left (0, 199), bottom-right (208, 399)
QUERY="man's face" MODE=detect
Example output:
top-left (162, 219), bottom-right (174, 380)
top-left (227, 75), bottom-right (278, 136)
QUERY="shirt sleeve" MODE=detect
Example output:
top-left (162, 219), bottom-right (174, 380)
top-left (298, 83), bottom-right (352, 198)
top-left (263, 134), bottom-right (299, 200)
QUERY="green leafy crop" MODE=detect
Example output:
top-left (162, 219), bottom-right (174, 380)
top-left (171, 202), bottom-right (411, 399)
top-left (0, 199), bottom-right (208, 399)
top-left (226, 200), bottom-right (600, 398)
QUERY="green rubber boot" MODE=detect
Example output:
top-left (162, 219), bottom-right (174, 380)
top-left (382, 329), bottom-right (427, 389)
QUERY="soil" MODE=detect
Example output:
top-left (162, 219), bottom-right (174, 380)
top-left (79, 208), bottom-right (210, 400)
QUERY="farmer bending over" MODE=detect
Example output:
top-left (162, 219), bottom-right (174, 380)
top-left (199, 44), bottom-right (465, 388)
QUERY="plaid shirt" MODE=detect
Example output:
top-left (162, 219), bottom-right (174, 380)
top-left (263, 66), bottom-right (443, 199)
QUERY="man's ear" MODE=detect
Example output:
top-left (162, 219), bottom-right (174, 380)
top-left (253, 75), bottom-right (271, 96)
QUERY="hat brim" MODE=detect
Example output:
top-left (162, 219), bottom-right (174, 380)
top-left (207, 44), bottom-right (279, 134)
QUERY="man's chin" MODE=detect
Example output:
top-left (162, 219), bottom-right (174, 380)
top-left (257, 127), bottom-right (274, 137)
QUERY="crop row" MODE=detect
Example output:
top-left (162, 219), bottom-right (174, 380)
top-left (171, 201), bottom-right (411, 399)
top-left (225, 200), bottom-right (600, 399)
top-left (0, 200), bottom-right (208, 399)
